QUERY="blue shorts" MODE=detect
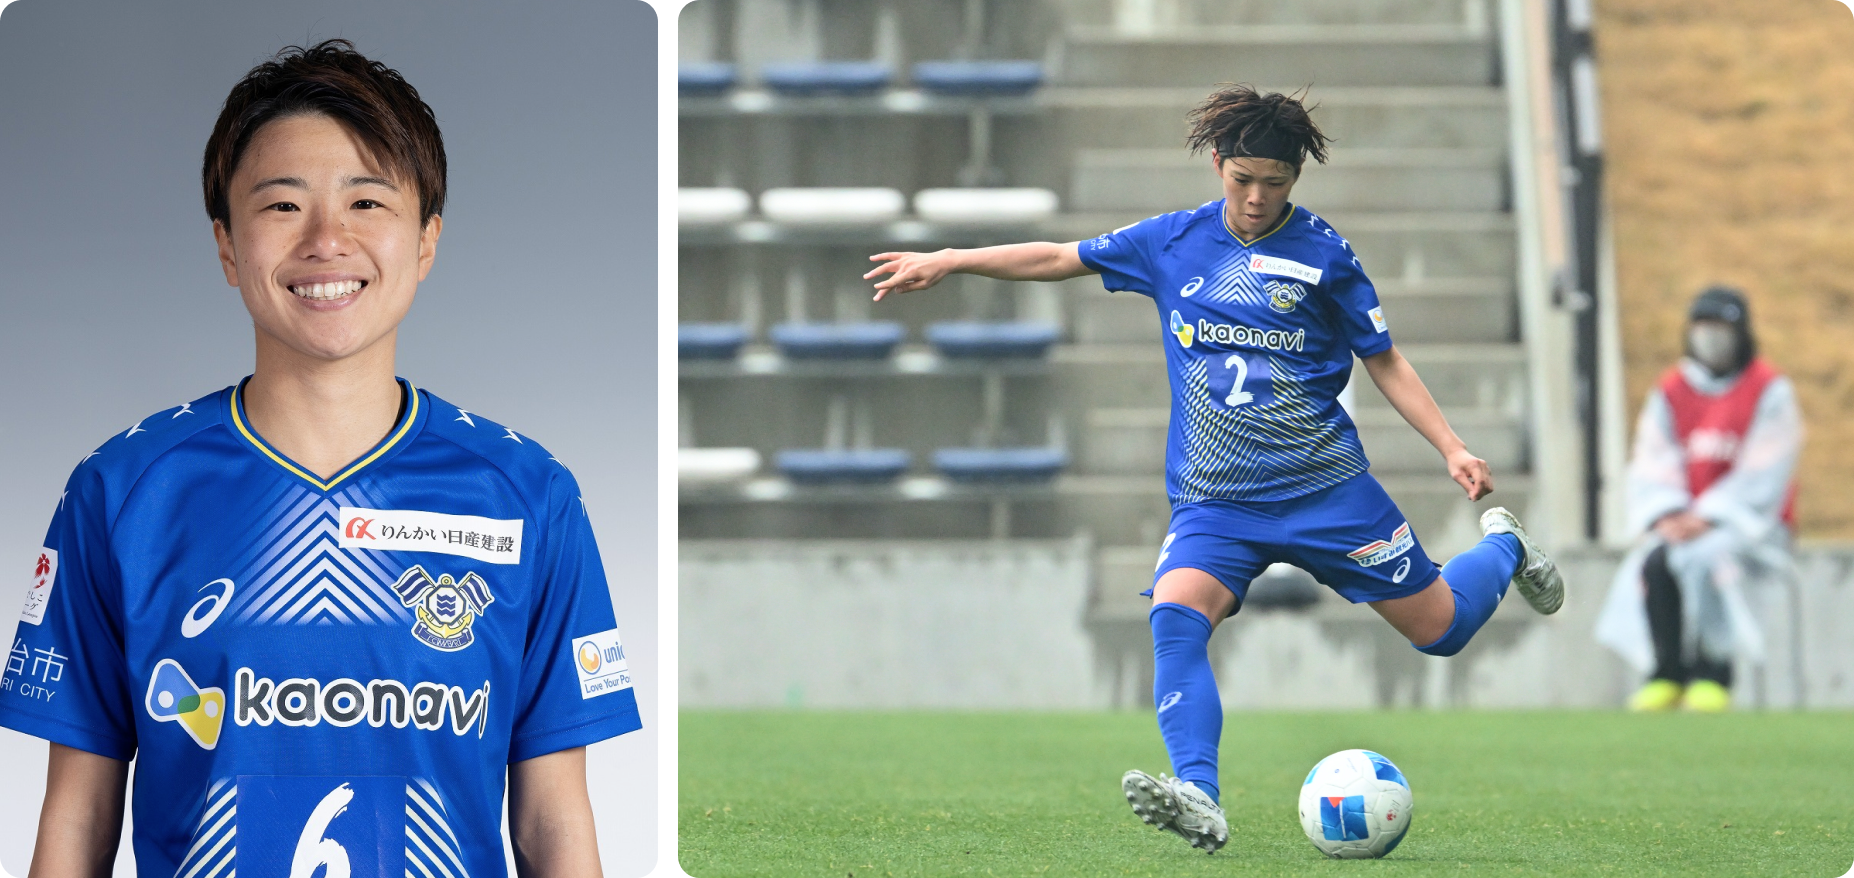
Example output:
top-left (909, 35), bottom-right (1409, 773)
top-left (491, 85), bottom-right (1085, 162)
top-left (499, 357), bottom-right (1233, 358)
top-left (1146, 474), bottom-right (1440, 609)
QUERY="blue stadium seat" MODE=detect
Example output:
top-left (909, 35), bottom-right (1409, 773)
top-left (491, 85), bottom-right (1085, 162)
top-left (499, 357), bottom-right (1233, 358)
top-left (679, 62), bottom-right (738, 95)
top-left (926, 321), bottom-right (1060, 358)
top-left (932, 447), bottom-right (1068, 482)
top-left (769, 321), bottom-right (905, 359)
top-left (679, 323), bottom-right (751, 360)
top-left (910, 60), bottom-right (1044, 96)
top-left (776, 448), bottom-right (911, 484)
top-left (760, 61), bottom-right (891, 95)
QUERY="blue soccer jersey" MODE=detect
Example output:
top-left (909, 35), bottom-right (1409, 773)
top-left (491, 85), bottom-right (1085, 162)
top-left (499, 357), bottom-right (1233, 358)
top-left (0, 379), bottom-right (641, 877)
top-left (1078, 200), bottom-right (1393, 504)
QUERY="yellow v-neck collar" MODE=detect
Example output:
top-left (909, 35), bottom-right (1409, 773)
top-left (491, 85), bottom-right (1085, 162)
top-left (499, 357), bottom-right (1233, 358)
top-left (228, 378), bottom-right (421, 492)
top-left (1222, 202), bottom-right (1295, 248)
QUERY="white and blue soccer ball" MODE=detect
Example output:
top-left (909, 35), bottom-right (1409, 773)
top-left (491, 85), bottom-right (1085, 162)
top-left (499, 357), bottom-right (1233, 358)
top-left (1297, 749), bottom-right (1414, 859)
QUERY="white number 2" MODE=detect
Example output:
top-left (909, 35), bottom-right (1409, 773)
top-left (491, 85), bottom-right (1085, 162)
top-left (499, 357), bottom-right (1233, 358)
top-left (290, 783), bottom-right (354, 878)
top-left (180, 578), bottom-right (234, 638)
top-left (1223, 354), bottom-right (1254, 407)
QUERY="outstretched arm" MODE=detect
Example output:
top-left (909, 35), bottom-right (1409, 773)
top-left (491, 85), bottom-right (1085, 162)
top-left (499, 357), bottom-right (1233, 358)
top-left (1361, 346), bottom-right (1493, 501)
top-left (865, 242), bottom-right (1093, 301)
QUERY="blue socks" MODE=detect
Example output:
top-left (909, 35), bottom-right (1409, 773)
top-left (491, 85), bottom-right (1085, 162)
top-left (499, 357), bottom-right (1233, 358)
top-left (1416, 532), bottom-right (1522, 657)
top-left (1150, 602), bottom-right (1221, 804)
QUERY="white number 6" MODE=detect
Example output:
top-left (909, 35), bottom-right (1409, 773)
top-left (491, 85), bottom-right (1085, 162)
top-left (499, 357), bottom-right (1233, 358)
top-left (290, 783), bottom-right (354, 878)
top-left (1223, 354), bottom-right (1254, 407)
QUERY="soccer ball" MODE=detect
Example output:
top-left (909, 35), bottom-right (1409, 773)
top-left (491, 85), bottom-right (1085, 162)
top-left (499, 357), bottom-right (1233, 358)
top-left (1297, 749), bottom-right (1414, 859)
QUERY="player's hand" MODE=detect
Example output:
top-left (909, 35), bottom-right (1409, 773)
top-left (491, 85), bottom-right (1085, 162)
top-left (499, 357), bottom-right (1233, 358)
top-left (1653, 510), bottom-right (1712, 544)
top-left (866, 250), bottom-right (955, 301)
top-left (1445, 448), bottom-right (1493, 501)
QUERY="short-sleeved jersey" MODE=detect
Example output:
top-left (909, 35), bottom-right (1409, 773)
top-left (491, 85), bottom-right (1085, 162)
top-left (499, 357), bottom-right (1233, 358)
top-left (0, 380), bottom-right (641, 877)
top-left (1078, 200), bottom-right (1393, 504)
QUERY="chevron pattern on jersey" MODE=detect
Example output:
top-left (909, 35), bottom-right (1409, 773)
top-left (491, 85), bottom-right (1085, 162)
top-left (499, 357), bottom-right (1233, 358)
top-left (175, 778), bottom-right (236, 878)
top-left (406, 778), bottom-right (472, 878)
top-left (1196, 248), bottom-right (1268, 306)
top-left (225, 481), bottom-right (413, 627)
top-left (1174, 355), bottom-right (1370, 504)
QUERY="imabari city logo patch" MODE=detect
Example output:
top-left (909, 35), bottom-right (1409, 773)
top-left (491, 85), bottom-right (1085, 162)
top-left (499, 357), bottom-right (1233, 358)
top-left (146, 659), bottom-right (225, 749)
top-left (21, 548), bottom-right (57, 626)
top-left (1347, 522), bottom-right (1416, 568)
top-left (391, 565), bottom-right (494, 652)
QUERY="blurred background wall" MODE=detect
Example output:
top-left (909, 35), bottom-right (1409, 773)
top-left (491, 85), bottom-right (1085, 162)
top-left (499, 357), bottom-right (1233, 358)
top-left (0, 1), bottom-right (658, 874)
top-left (676, 0), bottom-right (1854, 713)
top-left (1597, 0), bottom-right (1854, 538)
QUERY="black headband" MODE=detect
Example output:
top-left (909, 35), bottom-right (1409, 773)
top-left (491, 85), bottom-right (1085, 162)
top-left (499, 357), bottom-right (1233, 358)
top-left (1218, 126), bottom-right (1301, 167)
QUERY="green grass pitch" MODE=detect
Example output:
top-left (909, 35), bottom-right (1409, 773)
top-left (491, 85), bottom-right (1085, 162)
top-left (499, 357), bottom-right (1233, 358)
top-left (680, 711), bottom-right (1854, 876)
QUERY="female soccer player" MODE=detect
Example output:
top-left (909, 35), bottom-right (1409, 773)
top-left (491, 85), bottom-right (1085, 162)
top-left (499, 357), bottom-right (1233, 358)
top-left (1, 41), bottom-right (640, 876)
top-left (866, 85), bottom-right (1563, 853)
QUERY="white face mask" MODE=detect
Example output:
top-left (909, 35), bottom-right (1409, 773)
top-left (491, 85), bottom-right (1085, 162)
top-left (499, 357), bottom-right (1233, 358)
top-left (1687, 322), bottom-right (1740, 375)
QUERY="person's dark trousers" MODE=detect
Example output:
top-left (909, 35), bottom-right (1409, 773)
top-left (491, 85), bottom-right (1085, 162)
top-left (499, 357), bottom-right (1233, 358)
top-left (1642, 544), bottom-right (1732, 687)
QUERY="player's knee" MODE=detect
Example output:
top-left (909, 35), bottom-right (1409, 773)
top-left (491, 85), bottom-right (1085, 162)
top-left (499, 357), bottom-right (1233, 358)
top-left (1413, 632), bottom-right (1466, 657)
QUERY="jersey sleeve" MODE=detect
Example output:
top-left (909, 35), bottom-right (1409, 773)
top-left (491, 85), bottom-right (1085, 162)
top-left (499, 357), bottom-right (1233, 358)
top-left (1077, 214), bottom-right (1168, 297)
top-left (507, 467), bottom-right (642, 762)
top-left (0, 465), bottom-right (137, 761)
top-left (1323, 250), bottom-right (1393, 358)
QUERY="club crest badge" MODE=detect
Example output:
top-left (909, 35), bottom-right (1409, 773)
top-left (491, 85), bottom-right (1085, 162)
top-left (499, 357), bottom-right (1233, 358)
top-left (1265, 279), bottom-right (1307, 313)
top-left (391, 565), bottom-right (494, 652)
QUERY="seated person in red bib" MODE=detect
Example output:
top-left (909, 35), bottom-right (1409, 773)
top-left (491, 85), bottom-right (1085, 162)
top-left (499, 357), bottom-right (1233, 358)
top-left (1597, 285), bottom-right (1802, 712)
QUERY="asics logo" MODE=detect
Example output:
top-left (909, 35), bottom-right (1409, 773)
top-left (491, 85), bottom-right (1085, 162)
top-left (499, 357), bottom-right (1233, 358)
top-left (181, 578), bottom-right (234, 638)
top-left (1391, 558), bottom-right (1412, 584)
top-left (1180, 277), bottom-right (1205, 298)
top-left (1158, 691), bottom-right (1183, 713)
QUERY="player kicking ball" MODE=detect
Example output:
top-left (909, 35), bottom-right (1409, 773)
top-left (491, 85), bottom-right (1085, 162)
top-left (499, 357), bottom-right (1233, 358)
top-left (866, 85), bottom-right (1563, 854)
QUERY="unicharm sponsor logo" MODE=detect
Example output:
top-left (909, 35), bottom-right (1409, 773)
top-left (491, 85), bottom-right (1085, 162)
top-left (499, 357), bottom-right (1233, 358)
top-left (572, 628), bottom-right (633, 700)
top-left (235, 668), bottom-right (490, 737)
top-left (1347, 522), bottom-right (1415, 568)
top-left (1194, 319), bottom-right (1305, 352)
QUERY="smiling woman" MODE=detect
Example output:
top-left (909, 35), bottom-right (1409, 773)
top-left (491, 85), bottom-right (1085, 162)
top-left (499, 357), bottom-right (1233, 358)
top-left (0, 39), bottom-right (641, 878)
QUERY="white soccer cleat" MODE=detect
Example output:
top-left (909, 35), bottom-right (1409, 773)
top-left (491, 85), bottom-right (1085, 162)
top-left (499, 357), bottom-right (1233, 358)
top-left (1122, 769), bottom-right (1229, 854)
top-left (1479, 506), bottom-right (1563, 615)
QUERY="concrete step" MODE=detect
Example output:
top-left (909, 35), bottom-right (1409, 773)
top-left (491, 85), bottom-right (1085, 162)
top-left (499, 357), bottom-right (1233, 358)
top-left (1057, 0), bottom-right (1489, 28)
top-left (1071, 148), bottom-right (1506, 213)
top-left (1060, 25), bottom-right (1498, 89)
top-left (1030, 86), bottom-right (1509, 152)
top-left (1071, 276), bottom-right (1514, 345)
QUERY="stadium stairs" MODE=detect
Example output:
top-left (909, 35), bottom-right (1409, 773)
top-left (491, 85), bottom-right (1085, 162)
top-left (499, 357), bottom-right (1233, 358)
top-left (675, 0), bottom-right (1658, 710)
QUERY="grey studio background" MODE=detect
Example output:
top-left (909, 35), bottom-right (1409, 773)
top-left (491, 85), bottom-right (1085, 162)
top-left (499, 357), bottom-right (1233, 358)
top-left (0, 1), bottom-right (658, 875)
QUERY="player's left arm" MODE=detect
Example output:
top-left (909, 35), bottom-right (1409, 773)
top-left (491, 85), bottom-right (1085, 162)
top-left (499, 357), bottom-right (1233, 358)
top-left (508, 746), bottom-right (601, 877)
top-left (1361, 346), bottom-right (1493, 501)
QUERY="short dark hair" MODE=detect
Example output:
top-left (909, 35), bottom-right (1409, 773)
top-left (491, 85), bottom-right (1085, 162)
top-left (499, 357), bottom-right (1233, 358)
top-left (202, 39), bottom-right (446, 229)
top-left (1185, 84), bottom-right (1332, 172)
